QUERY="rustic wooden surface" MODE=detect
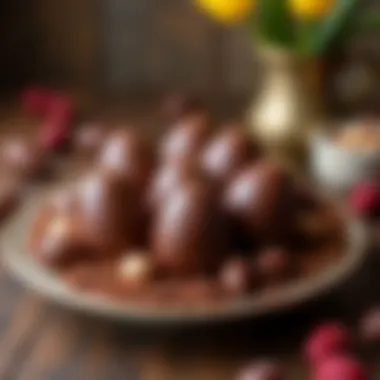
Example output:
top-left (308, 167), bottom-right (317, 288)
top-left (0, 243), bottom-right (380, 380)
top-left (0, 106), bottom-right (380, 380)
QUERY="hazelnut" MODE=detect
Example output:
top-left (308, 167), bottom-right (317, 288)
top-left (219, 258), bottom-right (255, 295)
top-left (118, 251), bottom-right (153, 288)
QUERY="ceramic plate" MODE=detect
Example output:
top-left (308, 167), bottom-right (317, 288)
top-left (2, 192), bottom-right (369, 325)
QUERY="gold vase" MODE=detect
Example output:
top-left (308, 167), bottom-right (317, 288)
top-left (248, 46), bottom-right (322, 170)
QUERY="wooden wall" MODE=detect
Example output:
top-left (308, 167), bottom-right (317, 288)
top-left (0, 0), bottom-right (378, 103)
top-left (1, 0), bottom-right (254, 98)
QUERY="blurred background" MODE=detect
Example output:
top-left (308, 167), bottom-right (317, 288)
top-left (1, 0), bottom-right (380, 116)
top-left (1, 1), bottom-right (380, 380)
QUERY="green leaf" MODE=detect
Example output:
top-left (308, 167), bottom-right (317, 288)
top-left (296, 21), bottom-right (320, 57)
top-left (255, 0), bottom-right (295, 49)
top-left (312, 0), bottom-right (359, 55)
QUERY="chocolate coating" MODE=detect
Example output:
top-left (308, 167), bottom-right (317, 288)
top-left (223, 161), bottom-right (295, 241)
top-left (33, 215), bottom-right (94, 268)
top-left (201, 126), bottom-right (261, 182)
top-left (152, 181), bottom-right (226, 277)
top-left (0, 136), bottom-right (47, 178)
top-left (97, 129), bottom-right (154, 191)
top-left (237, 361), bottom-right (284, 380)
top-left (177, 278), bottom-right (221, 305)
top-left (159, 112), bottom-right (211, 164)
top-left (256, 248), bottom-right (290, 285)
top-left (47, 186), bottom-right (79, 215)
top-left (77, 171), bottom-right (141, 255)
top-left (147, 160), bottom-right (204, 209)
top-left (219, 257), bottom-right (255, 295)
top-left (74, 122), bottom-right (108, 155)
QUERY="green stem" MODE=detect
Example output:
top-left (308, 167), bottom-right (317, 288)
top-left (311, 0), bottom-right (359, 56)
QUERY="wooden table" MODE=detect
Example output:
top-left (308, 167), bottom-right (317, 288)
top-left (0, 251), bottom-right (379, 380)
top-left (0, 106), bottom-right (380, 379)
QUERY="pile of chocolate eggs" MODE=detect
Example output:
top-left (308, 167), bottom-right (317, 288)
top-left (29, 98), bottom-right (341, 301)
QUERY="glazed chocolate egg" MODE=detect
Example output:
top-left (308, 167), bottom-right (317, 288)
top-left (147, 160), bottom-right (204, 209)
top-left (74, 122), bottom-right (108, 155)
top-left (33, 215), bottom-right (94, 268)
top-left (152, 180), bottom-right (226, 277)
top-left (223, 161), bottom-right (295, 240)
top-left (0, 136), bottom-right (46, 178)
top-left (97, 129), bottom-right (154, 190)
top-left (77, 171), bottom-right (141, 255)
top-left (159, 112), bottom-right (211, 164)
top-left (201, 125), bottom-right (261, 182)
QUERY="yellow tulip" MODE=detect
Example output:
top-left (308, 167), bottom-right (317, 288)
top-left (195, 0), bottom-right (254, 24)
top-left (289, 0), bottom-right (335, 19)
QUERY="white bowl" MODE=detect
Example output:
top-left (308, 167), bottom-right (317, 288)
top-left (310, 130), bottom-right (380, 195)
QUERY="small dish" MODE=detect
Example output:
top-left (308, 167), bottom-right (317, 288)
top-left (310, 127), bottom-right (380, 195)
top-left (1, 191), bottom-right (368, 326)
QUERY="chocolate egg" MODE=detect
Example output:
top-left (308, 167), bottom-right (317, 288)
top-left (0, 136), bottom-right (47, 178)
top-left (219, 257), bottom-right (256, 295)
top-left (201, 125), bottom-right (261, 182)
top-left (159, 112), bottom-right (211, 164)
top-left (152, 180), bottom-right (226, 277)
top-left (147, 160), bottom-right (204, 209)
top-left (33, 215), bottom-right (95, 268)
top-left (223, 161), bottom-right (295, 241)
top-left (77, 171), bottom-right (141, 255)
top-left (97, 129), bottom-right (154, 191)
top-left (74, 122), bottom-right (108, 155)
